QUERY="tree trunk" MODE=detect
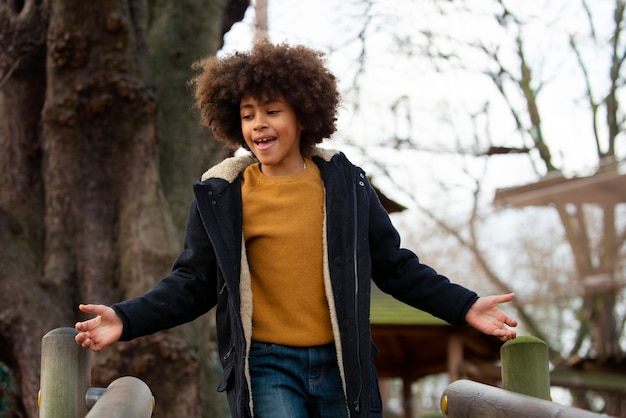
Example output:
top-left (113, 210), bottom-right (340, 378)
top-left (147, 0), bottom-right (246, 415)
top-left (0, 0), bottom-right (247, 416)
top-left (149, 0), bottom-right (233, 236)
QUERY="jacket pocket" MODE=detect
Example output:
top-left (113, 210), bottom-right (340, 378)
top-left (369, 342), bottom-right (383, 415)
top-left (217, 349), bottom-right (235, 393)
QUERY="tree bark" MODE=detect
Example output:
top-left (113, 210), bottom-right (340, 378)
top-left (0, 0), bottom-right (248, 416)
top-left (147, 0), bottom-right (246, 414)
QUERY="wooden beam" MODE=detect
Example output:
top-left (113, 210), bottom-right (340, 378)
top-left (447, 334), bottom-right (463, 382)
top-left (494, 171), bottom-right (626, 207)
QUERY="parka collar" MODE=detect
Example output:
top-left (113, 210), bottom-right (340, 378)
top-left (200, 147), bottom-right (339, 183)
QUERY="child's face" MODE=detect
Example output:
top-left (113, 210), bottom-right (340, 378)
top-left (240, 94), bottom-right (304, 176)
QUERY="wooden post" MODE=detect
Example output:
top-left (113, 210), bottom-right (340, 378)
top-left (500, 336), bottom-right (550, 400)
top-left (402, 377), bottom-right (412, 418)
top-left (39, 327), bottom-right (91, 418)
top-left (447, 334), bottom-right (463, 382)
top-left (85, 376), bottom-right (154, 418)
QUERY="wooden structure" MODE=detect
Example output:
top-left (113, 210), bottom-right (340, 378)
top-left (493, 167), bottom-right (626, 207)
top-left (493, 166), bottom-right (626, 402)
top-left (442, 380), bottom-right (606, 418)
top-left (441, 338), bottom-right (607, 418)
top-left (39, 328), bottom-right (154, 418)
top-left (370, 286), bottom-right (503, 417)
top-left (369, 182), bottom-right (503, 417)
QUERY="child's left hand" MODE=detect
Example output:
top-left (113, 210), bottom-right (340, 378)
top-left (465, 293), bottom-right (518, 341)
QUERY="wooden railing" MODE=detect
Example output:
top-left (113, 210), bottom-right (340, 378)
top-left (441, 379), bottom-right (607, 418)
top-left (440, 336), bottom-right (611, 418)
top-left (39, 329), bottom-right (608, 417)
top-left (85, 376), bottom-right (154, 418)
top-left (38, 327), bottom-right (154, 418)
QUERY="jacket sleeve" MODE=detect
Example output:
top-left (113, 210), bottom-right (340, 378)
top-left (366, 181), bottom-right (478, 326)
top-left (112, 200), bottom-right (219, 341)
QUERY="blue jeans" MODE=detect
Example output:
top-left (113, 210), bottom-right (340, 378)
top-left (249, 341), bottom-right (349, 418)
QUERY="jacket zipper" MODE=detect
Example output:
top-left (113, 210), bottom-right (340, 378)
top-left (352, 169), bottom-right (362, 414)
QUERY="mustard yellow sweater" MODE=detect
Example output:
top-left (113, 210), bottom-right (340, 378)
top-left (241, 159), bottom-right (333, 346)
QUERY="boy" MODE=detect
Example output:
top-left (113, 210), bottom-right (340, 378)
top-left (76, 41), bottom-right (517, 418)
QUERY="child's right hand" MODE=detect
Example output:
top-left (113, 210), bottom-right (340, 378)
top-left (74, 304), bottom-right (123, 352)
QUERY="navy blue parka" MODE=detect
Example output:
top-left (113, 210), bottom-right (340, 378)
top-left (111, 148), bottom-right (479, 417)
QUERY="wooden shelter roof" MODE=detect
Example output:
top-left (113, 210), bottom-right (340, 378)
top-left (493, 169), bottom-right (626, 208)
top-left (370, 286), bottom-right (503, 384)
top-left (368, 182), bottom-right (503, 386)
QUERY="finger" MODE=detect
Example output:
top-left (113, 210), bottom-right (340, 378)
top-left (78, 304), bottom-right (108, 316)
top-left (75, 329), bottom-right (91, 342)
top-left (75, 316), bottom-right (99, 332)
top-left (504, 316), bottom-right (518, 327)
top-left (497, 328), bottom-right (517, 340)
top-left (81, 339), bottom-right (93, 350)
top-left (75, 320), bottom-right (91, 332)
top-left (492, 293), bottom-right (515, 304)
top-left (503, 330), bottom-right (517, 341)
top-left (76, 332), bottom-right (101, 352)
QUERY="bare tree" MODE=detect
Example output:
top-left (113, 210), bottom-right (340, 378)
top-left (476, 0), bottom-right (625, 367)
top-left (332, 0), bottom-right (625, 415)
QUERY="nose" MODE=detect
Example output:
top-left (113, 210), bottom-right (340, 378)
top-left (253, 114), bottom-right (267, 130)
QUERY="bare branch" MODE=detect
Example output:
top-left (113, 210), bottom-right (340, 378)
top-left (330, 0), bottom-right (374, 113)
top-left (253, 0), bottom-right (268, 43)
top-left (516, 35), bottom-right (556, 172)
top-left (604, 0), bottom-right (626, 157)
top-left (569, 34), bottom-right (603, 156)
top-left (580, 0), bottom-right (598, 42)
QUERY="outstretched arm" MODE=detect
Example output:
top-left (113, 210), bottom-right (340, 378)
top-left (465, 293), bottom-right (517, 342)
top-left (75, 304), bottom-right (123, 352)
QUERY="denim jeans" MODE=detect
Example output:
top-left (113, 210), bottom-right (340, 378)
top-left (249, 341), bottom-right (349, 418)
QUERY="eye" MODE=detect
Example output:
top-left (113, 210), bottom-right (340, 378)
top-left (241, 113), bottom-right (253, 121)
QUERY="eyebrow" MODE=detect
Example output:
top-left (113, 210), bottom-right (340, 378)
top-left (240, 97), bottom-right (283, 110)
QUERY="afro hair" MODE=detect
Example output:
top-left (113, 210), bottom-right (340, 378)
top-left (191, 41), bottom-right (340, 154)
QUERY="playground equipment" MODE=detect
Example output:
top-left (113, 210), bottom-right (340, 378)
top-left (440, 336), bottom-right (612, 417)
top-left (38, 327), bottom-right (154, 418)
top-left (442, 379), bottom-right (606, 418)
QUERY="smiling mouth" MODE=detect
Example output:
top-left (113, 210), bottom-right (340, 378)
top-left (253, 137), bottom-right (276, 149)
